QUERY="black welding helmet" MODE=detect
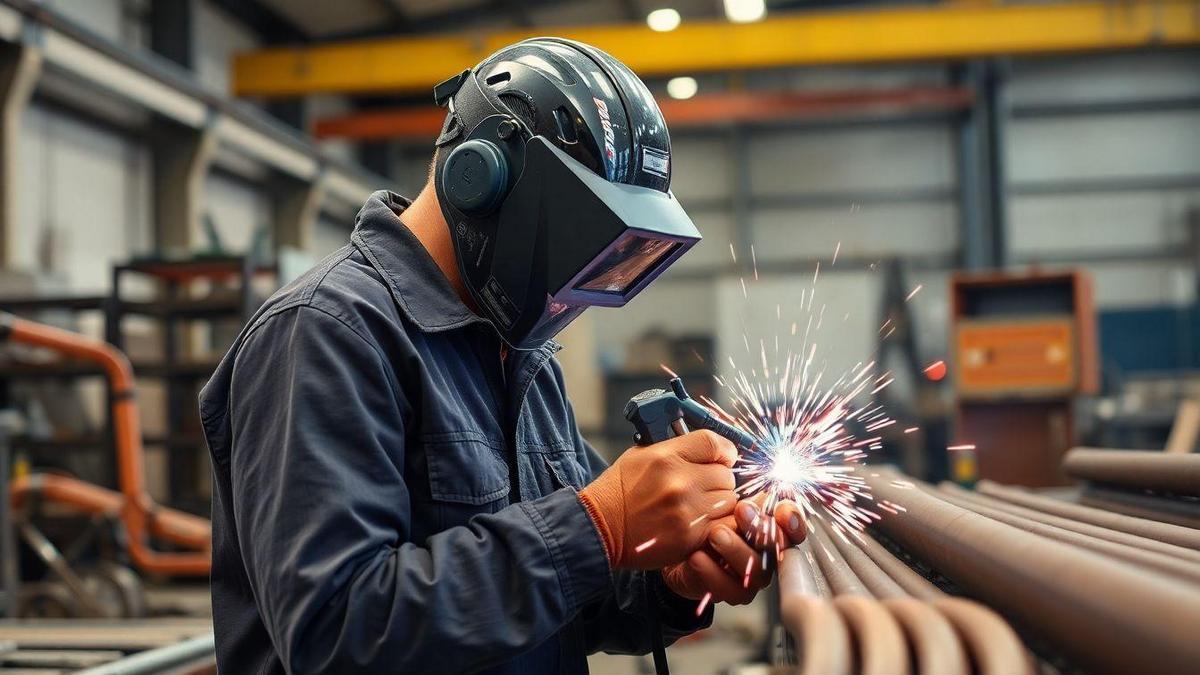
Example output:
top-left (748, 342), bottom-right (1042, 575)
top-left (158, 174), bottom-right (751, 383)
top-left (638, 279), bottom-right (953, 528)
top-left (433, 37), bottom-right (701, 350)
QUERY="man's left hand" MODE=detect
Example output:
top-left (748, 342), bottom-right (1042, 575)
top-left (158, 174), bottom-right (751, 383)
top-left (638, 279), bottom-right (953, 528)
top-left (662, 498), bottom-right (807, 605)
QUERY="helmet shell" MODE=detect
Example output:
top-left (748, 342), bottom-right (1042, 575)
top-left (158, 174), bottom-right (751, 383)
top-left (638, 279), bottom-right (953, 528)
top-left (451, 38), bottom-right (672, 193)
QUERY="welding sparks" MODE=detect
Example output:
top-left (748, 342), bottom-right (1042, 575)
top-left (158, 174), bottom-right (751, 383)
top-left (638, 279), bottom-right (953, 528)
top-left (635, 538), bottom-right (657, 553)
top-left (905, 284), bottom-right (923, 302)
top-left (662, 242), bottom-right (920, 617)
top-left (701, 244), bottom-right (899, 539)
top-left (947, 444), bottom-right (977, 452)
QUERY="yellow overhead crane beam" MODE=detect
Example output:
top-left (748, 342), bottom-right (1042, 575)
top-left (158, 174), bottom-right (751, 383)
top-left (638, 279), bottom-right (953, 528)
top-left (233, 0), bottom-right (1200, 97)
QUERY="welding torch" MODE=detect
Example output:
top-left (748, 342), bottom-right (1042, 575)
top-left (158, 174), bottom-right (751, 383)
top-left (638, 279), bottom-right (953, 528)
top-left (624, 377), bottom-right (759, 488)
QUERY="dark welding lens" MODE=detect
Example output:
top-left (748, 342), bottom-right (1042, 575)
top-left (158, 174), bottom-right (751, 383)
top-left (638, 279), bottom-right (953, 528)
top-left (575, 235), bottom-right (681, 294)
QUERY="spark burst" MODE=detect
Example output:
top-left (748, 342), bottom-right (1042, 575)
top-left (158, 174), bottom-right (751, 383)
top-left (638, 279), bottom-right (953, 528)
top-left (700, 242), bottom-right (915, 539)
top-left (657, 240), bottom-right (938, 615)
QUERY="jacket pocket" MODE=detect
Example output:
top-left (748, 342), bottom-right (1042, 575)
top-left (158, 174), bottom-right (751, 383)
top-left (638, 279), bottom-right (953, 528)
top-left (425, 431), bottom-right (510, 505)
top-left (543, 450), bottom-right (589, 491)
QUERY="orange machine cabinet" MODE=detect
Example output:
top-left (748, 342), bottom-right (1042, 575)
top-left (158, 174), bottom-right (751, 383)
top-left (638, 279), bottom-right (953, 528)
top-left (951, 271), bottom-right (1098, 486)
top-left (956, 318), bottom-right (1076, 395)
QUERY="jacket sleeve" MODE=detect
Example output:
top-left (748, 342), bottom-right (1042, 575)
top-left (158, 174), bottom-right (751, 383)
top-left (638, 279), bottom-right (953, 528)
top-left (227, 305), bottom-right (613, 674)
top-left (555, 369), bottom-right (714, 655)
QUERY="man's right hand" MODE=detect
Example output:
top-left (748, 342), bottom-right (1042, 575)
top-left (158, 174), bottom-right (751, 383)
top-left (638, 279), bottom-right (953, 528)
top-left (578, 430), bottom-right (738, 570)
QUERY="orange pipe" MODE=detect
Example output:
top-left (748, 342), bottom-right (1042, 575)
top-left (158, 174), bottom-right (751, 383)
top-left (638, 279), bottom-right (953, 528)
top-left (312, 86), bottom-right (975, 141)
top-left (3, 315), bottom-right (210, 576)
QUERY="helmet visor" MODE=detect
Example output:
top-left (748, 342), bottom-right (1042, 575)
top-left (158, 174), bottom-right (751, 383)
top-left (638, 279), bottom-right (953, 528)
top-left (484, 137), bottom-right (701, 348)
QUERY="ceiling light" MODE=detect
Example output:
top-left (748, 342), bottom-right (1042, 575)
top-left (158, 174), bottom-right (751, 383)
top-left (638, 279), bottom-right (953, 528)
top-left (646, 8), bottom-right (681, 32)
top-left (723, 0), bottom-right (766, 23)
top-left (666, 76), bottom-right (698, 100)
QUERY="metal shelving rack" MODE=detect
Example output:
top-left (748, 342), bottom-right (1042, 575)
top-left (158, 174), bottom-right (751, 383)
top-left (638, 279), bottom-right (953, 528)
top-left (107, 256), bottom-right (273, 514)
top-left (0, 256), bottom-right (274, 516)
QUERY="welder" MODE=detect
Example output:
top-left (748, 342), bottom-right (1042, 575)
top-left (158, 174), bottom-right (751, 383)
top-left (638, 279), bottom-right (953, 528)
top-left (200, 38), bottom-right (806, 674)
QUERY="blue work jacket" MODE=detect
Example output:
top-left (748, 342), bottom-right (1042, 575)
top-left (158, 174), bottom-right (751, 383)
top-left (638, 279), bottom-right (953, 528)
top-left (199, 191), bottom-right (710, 674)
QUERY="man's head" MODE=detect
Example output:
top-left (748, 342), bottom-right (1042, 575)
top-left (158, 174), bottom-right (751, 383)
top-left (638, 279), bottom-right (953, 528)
top-left (432, 38), bottom-right (700, 350)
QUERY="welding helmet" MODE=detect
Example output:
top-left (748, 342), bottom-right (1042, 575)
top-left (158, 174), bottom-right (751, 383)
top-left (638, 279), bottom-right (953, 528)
top-left (433, 38), bottom-right (700, 350)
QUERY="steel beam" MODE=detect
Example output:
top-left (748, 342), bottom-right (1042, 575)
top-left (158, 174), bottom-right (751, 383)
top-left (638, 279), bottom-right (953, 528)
top-left (273, 173), bottom-right (325, 253)
top-left (312, 87), bottom-right (974, 141)
top-left (955, 62), bottom-right (988, 271)
top-left (0, 41), bottom-right (39, 267)
top-left (233, 0), bottom-right (1200, 97)
top-left (982, 61), bottom-right (1010, 269)
top-left (151, 118), bottom-right (216, 252)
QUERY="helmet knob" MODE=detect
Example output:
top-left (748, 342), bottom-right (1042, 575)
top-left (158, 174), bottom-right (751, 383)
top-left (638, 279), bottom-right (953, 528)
top-left (441, 139), bottom-right (510, 215)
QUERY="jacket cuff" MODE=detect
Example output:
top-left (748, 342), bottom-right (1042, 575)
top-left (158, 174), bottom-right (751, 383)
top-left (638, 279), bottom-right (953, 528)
top-left (522, 488), bottom-right (614, 612)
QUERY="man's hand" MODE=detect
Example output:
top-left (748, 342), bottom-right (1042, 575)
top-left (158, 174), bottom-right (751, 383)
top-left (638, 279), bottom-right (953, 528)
top-left (578, 431), bottom-right (738, 570)
top-left (662, 499), bottom-right (807, 605)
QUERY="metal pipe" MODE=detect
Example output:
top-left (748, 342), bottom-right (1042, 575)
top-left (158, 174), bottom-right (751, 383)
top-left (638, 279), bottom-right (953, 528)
top-left (832, 595), bottom-right (910, 675)
top-left (1079, 486), bottom-right (1200, 530)
top-left (882, 598), bottom-right (969, 675)
top-left (941, 483), bottom-right (1200, 565)
top-left (778, 546), bottom-right (853, 675)
top-left (977, 480), bottom-right (1200, 551)
top-left (826, 529), bottom-right (908, 601)
top-left (934, 483), bottom-right (1200, 585)
top-left (929, 598), bottom-right (1032, 675)
top-left (808, 520), bottom-right (870, 597)
top-left (850, 527), bottom-right (944, 602)
top-left (1064, 449), bottom-right (1200, 496)
top-left (865, 468), bottom-right (1200, 674)
top-left (76, 633), bottom-right (215, 675)
top-left (787, 540), bottom-right (825, 598)
top-left (1, 314), bottom-right (211, 576)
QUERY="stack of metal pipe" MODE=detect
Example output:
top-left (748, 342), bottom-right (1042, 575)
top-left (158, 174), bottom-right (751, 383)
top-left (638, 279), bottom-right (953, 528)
top-left (1063, 448), bottom-right (1200, 529)
top-left (777, 451), bottom-right (1200, 675)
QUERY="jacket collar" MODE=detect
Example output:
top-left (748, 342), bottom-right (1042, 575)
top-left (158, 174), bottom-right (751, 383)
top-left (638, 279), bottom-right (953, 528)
top-left (350, 190), bottom-right (486, 333)
top-left (350, 191), bottom-right (563, 357)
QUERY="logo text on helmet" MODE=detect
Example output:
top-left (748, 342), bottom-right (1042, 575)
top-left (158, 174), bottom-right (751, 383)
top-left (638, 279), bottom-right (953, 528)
top-left (593, 97), bottom-right (617, 168)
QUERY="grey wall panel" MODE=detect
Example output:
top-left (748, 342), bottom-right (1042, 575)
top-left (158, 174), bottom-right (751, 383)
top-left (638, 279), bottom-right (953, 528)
top-left (46, 0), bottom-right (125, 44)
top-left (201, 172), bottom-right (272, 253)
top-left (675, 211), bottom-right (735, 271)
top-left (593, 276), bottom-right (716, 368)
top-left (312, 216), bottom-right (352, 257)
top-left (746, 64), bottom-right (949, 91)
top-left (747, 124), bottom-right (955, 195)
top-left (1083, 261), bottom-right (1196, 308)
top-left (670, 135), bottom-right (732, 201)
top-left (1010, 53), bottom-right (1200, 105)
top-left (752, 202), bottom-right (959, 261)
top-left (1010, 189), bottom-right (1200, 256)
top-left (15, 104), bottom-right (151, 292)
top-left (714, 272), bottom-right (881, 407)
top-left (1009, 110), bottom-right (1200, 183)
top-left (195, 0), bottom-right (261, 96)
